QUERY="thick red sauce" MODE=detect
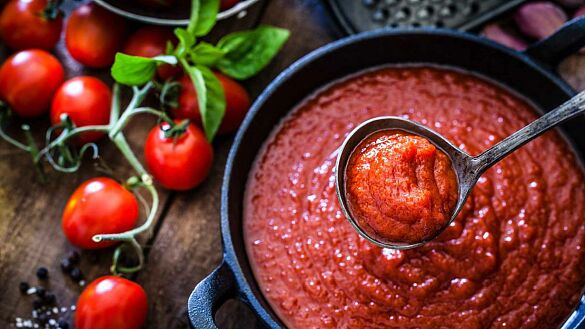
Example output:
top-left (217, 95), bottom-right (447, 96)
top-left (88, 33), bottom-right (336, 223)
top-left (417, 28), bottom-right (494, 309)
top-left (244, 67), bottom-right (585, 328)
top-left (346, 130), bottom-right (458, 244)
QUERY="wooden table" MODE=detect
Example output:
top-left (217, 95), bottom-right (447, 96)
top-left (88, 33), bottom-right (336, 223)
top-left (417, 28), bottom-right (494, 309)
top-left (1, 1), bottom-right (584, 328)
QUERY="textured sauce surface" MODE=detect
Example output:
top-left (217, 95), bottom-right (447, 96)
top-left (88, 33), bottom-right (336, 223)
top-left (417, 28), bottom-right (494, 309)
top-left (346, 130), bottom-right (458, 244)
top-left (244, 67), bottom-right (585, 329)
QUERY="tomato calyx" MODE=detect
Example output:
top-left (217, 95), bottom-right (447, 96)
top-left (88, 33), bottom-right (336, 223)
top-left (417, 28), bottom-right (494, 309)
top-left (162, 119), bottom-right (190, 140)
top-left (42, 0), bottom-right (63, 20)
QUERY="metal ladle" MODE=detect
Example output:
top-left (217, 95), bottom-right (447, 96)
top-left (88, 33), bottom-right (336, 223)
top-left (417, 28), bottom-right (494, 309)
top-left (335, 90), bottom-right (585, 250)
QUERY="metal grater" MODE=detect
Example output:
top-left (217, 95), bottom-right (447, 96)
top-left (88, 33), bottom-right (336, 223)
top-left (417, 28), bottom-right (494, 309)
top-left (327, 0), bottom-right (527, 34)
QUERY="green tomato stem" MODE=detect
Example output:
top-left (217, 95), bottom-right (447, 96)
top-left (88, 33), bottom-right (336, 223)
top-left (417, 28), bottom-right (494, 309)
top-left (22, 124), bottom-right (46, 182)
top-left (93, 182), bottom-right (159, 243)
top-left (0, 110), bottom-right (31, 151)
top-left (110, 83), bottom-right (122, 125)
top-left (111, 238), bottom-right (144, 275)
top-left (36, 124), bottom-right (110, 162)
top-left (110, 133), bottom-right (149, 178)
top-left (109, 83), bottom-right (155, 138)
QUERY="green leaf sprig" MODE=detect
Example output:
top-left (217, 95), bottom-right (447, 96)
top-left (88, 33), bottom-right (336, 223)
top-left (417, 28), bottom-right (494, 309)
top-left (111, 0), bottom-right (290, 141)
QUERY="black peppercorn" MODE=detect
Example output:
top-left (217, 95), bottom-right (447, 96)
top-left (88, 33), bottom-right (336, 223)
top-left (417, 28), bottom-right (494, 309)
top-left (36, 267), bottom-right (49, 280)
top-left (60, 258), bottom-right (73, 272)
top-left (69, 267), bottom-right (83, 281)
top-left (19, 282), bottom-right (30, 294)
top-left (67, 251), bottom-right (80, 264)
top-left (57, 319), bottom-right (69, 329)
top-left (32, 299), bottom-right (44, 310)
top-left (43, 293), bottom-right (56, 304)
top-left (38, 313), bottom-right (48, 323)
top-left (36, 287), bottom-right (46, 298)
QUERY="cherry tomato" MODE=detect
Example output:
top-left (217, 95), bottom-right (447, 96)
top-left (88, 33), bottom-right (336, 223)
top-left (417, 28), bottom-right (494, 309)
top-left (50, 76), bottom-right (112, 144)
top-left (144, 121), bottom-right (213, 190)
top-left (76, 276), bottom-right (147, 329)
top-left (123, 25), bottom-right (180, 80)
top-left (221, 0), bottom-right (239, 10)
top-left (62, 178), bottom-right (139, 250)
top-left (171, 73), bottom-right (251, 135)
top-left (65, 3), bottom-right (127, 68)
top-left (0, 0), bottom-right (63, 50)
top-left (0, 50), bottom-right (64, 118)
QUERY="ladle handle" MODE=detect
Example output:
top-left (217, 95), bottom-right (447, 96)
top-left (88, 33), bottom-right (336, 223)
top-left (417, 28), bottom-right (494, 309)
top-left (471, 90), bottom-right (585, 174)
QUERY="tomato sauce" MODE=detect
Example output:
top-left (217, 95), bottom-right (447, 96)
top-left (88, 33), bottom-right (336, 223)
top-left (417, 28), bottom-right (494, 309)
top-left (244, 67), bottom-right (585, 328)
top-left (346, 130), bottom-right (458, 244)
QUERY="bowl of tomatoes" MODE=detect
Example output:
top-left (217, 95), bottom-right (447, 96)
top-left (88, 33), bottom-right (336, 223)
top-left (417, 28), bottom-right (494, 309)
top-left (93, 0), bottom-right (260, 25)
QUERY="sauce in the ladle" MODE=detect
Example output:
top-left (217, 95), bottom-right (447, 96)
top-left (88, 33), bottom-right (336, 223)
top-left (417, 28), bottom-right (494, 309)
top-left (346, 130), bottom-right (458, 244)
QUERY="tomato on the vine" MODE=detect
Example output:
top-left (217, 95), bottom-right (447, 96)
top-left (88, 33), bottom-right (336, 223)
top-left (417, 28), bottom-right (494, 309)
top-left (50, 76), bottom-right (112, 144)
top-left (0, 0), bottom-right (63, 50)
top-left (144, 121), bottom-right (213, 191)
top-left (76, 276), bottom-right (148, 329)
top-left (0, 50), bottom-right (64, 118)
top-left (123, 25), bottom-right (180, 80)
top-left (62, 177), bottom-right (139, 250)
top-left (65, 3), bottom-right (127, 68)
top-left (221, 0), bottom-right (240, 10)
top-left (171, 72), bottom-right (251, 135)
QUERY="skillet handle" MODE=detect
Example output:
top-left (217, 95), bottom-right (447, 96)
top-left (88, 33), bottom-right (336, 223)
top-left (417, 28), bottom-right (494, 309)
top-left (524, 17), bottom-right (585, 66)
top-left (188, 262), bottom-right (237, 329)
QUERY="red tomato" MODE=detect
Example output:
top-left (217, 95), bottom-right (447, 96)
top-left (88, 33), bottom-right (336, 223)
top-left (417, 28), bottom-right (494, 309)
top-left (76, 276), bottom-right (147, 329)
top-left (62, 178), bottom-right (139, 250)
top-left (171, 73), bottom-right (251, 135)
top-left (0, 50), bottom-right (64, 118)
top-left (144, 121), bottom-right (213, 190)
top-left (50, 76), bottom-right (112, 144)
top-left (65, 3), bottom-right (127, 68)
top-left (123, 25), bottom-right (180, 80)
top-left (0, 0), bottom-right (63, 50)
top-left (221, 0), bottom-right (239, 10)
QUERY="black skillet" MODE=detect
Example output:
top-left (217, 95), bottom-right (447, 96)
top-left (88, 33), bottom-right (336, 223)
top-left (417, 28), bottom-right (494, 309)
top-left (188, 18), bottom-right (585, 329)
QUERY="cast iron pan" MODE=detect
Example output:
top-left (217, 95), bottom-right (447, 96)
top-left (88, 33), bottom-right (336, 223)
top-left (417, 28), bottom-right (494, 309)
top-left (189, 18), bottom-right (585, 329)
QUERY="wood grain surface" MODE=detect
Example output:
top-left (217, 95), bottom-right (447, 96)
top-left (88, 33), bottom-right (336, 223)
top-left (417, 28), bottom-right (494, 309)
top-left (0, 0), bottom-right (583, 328)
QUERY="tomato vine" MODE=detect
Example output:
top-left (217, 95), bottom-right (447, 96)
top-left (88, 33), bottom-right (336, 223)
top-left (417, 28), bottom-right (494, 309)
top-left (0, 0), bottom-right (289, 276)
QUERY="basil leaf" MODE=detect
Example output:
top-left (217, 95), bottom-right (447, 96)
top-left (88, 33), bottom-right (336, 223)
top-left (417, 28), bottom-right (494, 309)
top-left (152, 55), bottom-right (178, 65)
top-left (191, 42), bottom-right (225, 66)
top-left (193, 0), bottom-right (219, 37)
top-left (197, 65), bottom-right (225, 141)
top-left (184, 65), bottom-right (226, 141)
top-left (187, 0), bottom-right (200, 35)
top-left (216, 26), bottom-right (290, 80)
top-left (111, 53), bottom-right (157, 86)
top-left (174, 27), bottom-right (195, 57)
top-left (111, 53), bottom-right (179, 86)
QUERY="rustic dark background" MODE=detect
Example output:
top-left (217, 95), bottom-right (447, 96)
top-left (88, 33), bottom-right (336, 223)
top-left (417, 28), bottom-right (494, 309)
top-left (1, 0), bottom-right (584, 328)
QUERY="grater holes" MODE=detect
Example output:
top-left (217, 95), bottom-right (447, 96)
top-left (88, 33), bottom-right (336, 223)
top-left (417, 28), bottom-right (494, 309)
top-left (394, 7), bottom-right (412, 21)
top-left (350, 0), bottom-right (511, 31)
top-left (372, 8), bottom-right (390, 22)
top-left (439, 4), bottom-right (457, 18)
top-left (416, 6), bottom-right (434, 19)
